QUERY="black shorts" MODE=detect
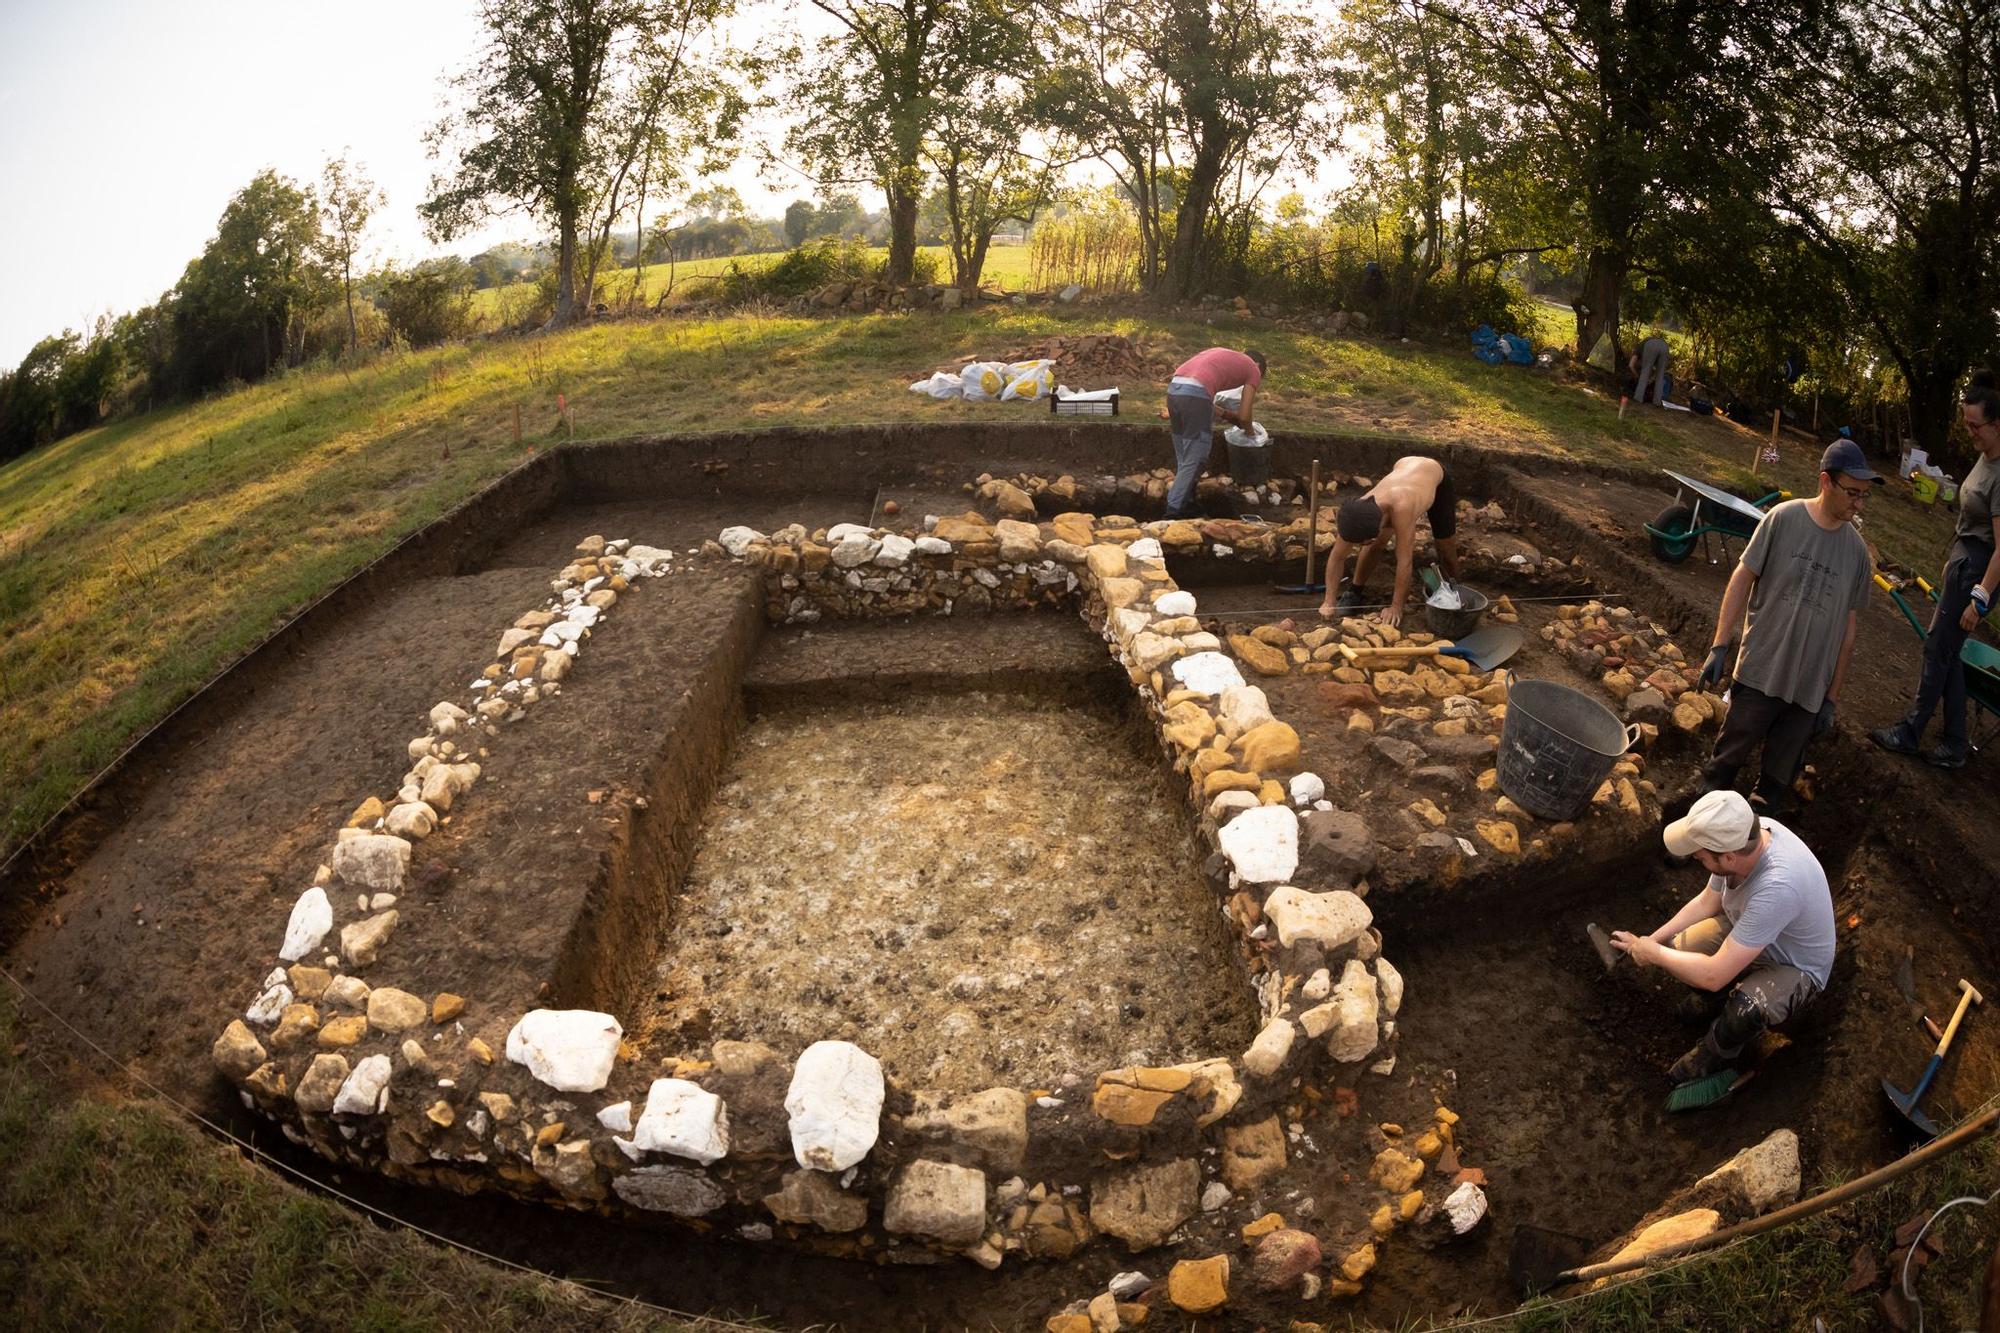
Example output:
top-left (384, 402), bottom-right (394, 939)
top-left (1428, 471), bottom-right (1458, 540)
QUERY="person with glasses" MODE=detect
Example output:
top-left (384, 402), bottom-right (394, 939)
top-left (1692, 439), bottom-right (1880, 811)
top-left (1873, 369), bottom-right (2000, 768)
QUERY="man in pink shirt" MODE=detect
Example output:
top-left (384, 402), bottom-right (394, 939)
top-left (1164, 347), bottom-right (1266, 518)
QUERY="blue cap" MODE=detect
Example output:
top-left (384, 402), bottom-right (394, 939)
top-left (1821, 438), bottom-right (1882, 483)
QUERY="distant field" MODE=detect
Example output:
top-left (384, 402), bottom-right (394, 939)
top-left (470, 243), bottom-right (1038, 326)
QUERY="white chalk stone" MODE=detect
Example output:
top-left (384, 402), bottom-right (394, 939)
top-left (278, 887), bottom-right (333, 962)
top-left (1127, 538), bottom-right (1163, 561)
top-left (1289, 772), bottom-right (1325, 807)
top-left (873, 534), bottom-right (915, 566)
top-left (825, 523), bottom-right (875, 544)
top-left (632, 1078), bottom-right (731, 1165)
top-left (718, 526), bottom-right (765, 557)
top-left (830, 535), bottom-right (879, 568)
top-left (1108, 607), bottom-right (1152, 643)
top-left (384, 802), bottom-right (436, 839)
top-left (1154, 590), bottom-right (1197, 617)
top-left (1218, 805), bottom-right (1298, 884)
top-left (1375, 956), bottom-right (1404, 1018)
top-left (1263, 887), bottom-right (1372, 949)
top-left (1242, 1017), bottom-right (1296, 1077)
top-left (246, 982), bottom-right (292, 1026)
top-left (913, 535), bottom-right (951, 555)
top-left (333, 1053), bottom-right (392, 1115)
top-left (1302, 967), bottom-right (1332, 1001)
top-left (1219, 684), bottom-right (1275, 735)
top-left (1443, 1181), bottom-right (1488, 1234)
top-left (1171, 651), bottom-right (1246, 698)
top-left (428, 701), bottom-right (469, 735)
top-left (785, 1040), bottom-right (885, 1171)
top-left (564, 603), bottom-right (601, 627)
top-left (597, 1101), bottom-right (634, 1134)
top-left (1206, 790), bottom-right (1260, 824)
top-left (505, 1009), bottom-right (624, 1093)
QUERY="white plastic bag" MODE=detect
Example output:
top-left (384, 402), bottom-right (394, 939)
top-left (1222, 421), bottom-right (1269, 448)
top-left (1426, 581), bottom-right (1464, 610)
top-left (1214, 387), bottom-right (1244, 413)
top-left (960, 361), bottom-right (1008, 401)
top-left (909, 371), bottom-right (962, 399)
top-left (1001, 363), bottom-right (1054, 401)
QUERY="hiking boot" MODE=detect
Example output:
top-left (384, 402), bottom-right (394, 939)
top-left (1922, 743), bottom-right (1969, 770)
top-left (1335, 589), bottom-right (1364, 615)
top-left (1667, 1041), bottom-right (1729, 1086)
top-left (1870, 724), bottom-right (1920, 756)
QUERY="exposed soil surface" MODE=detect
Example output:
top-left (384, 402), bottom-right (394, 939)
top-left (635, 686), bottom-right (1257, 1089)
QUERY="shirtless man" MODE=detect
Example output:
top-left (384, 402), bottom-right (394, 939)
top-left (1316, 456), bottom-right (1463, 627)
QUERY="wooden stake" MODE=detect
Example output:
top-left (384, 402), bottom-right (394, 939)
top-left (1305, 458), bottom-right (1321, 588)
top-left (512, 404), bottom-right (522, 444)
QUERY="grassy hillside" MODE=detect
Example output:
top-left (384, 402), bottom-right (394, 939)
top-left (470, 242), bottom-right (1039, 327)
top-left (0, 303), bottom-right (1961, 856)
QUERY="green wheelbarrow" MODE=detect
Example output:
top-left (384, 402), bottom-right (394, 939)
top-left (1875, 572), bottom-right (2000, 751)
top-left (1643, 469), bottom-right (1786, 565)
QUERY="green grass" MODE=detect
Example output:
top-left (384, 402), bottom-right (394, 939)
top-left (1489, 1133), bottom-right (2000, 1331)
top-left (470, 243), bottom-right (1038, 325)
top-left (0, 989), bottom-right (714, 1330)
top-left (0, 303), bottom-right (1966, 861)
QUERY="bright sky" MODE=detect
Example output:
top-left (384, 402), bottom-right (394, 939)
top-left (0, 0), bottom-right (815, 367)
top-left (0, 0), bottom-right (1349, 368)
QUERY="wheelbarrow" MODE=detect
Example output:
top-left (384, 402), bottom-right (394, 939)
top-left (1875, 572), bottom-right (2000, 752)
top-left (1643, 469), bottom-right (1784, 565)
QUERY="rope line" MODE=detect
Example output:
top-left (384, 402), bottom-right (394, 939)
top-left (0, 962), bottom-right (771, 1332)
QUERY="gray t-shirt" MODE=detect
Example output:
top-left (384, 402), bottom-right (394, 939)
top-left (1733, 499), bottom-right (1872, 710)
top-left (1709, 818), bottom-right (1835, 988)
top-left (1959, 453), bottom-right (1998, 544)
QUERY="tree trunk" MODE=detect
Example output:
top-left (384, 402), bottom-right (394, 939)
top-left (550, 209), bottom-right (580, 329)
top-left (1160, 149), bottom-right (1226, 299)
top-left (884, 182), bottom-right (920, 285)
top-left (965, 230), bottom-right (993, 290)
top-left (343, 255), bottom-right (358, 354)
top-left (1575, 245), bottom-right (1628, 362)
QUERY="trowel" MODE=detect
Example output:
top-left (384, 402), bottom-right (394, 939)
top-left (1338, 624), bottom-right (1523, 672)
top-left (1585, 922), bottom-right (1622, 972)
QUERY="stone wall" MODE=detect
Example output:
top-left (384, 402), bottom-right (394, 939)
top-left (211, 506), bottom-right (1451, 1302)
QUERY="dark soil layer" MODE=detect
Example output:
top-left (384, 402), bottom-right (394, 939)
top-left (745, 610), bottom-right (1116, 706)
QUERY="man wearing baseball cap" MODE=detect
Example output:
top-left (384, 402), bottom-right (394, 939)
top-left (1612, 791), bottom-right (1836, 1086)
top-left (1690, 438), bottom-right (1880, 811)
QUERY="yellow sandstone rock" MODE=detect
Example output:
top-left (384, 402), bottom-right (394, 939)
top-left (1228, 634), bottom-right (1291, 677)
top-left (1203, 769), bottom-right (1263, 798)
top-left (1167, 1255), bottom-right (1230, 1314)
top-left (1475, 819), bottom-right (1520, 854)
top-left (1242, 1212), bottom-right (1285, 1239)
top-left (1409, 798), bottom-right (1447, 829)
top-left (1236, 720), bottom-right (1302, 773)
top-left (1339, 1243), bottom-right (1377, 1282)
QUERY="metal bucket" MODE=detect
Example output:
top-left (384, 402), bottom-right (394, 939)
top-left (1424, 585), bottom-right (1489, 640)
top-left (1225, 439), bottom-right (1271, 486)
top-left (1496, 675), bottom-right (1642, 821)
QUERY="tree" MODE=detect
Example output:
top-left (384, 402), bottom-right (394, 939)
top-left (169, 170), bottom-right (328, 392)
top-left (780, 0), bottom-right (1018, 285)
top-left (783, 198), bottom-right (816, 247)
top-left (318, 154), bottom-right (384, 354)
top-left (923, 51), bottom-right (1074, 289)
top-left (377, 258), bottom-right (478, 347)
top-left (1447, 0), bottom-right (1830, 359)
top-left (1772, 0), bottom-right (2000, 464)
top-left (425, 0), bottom-right (736, 329)
top-left (1039, 0), bottom-right (1334, 298)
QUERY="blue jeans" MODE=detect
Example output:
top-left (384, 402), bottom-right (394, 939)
top-left (1165, 383), bottom-right (1213, 517)
top-left (1898, 537), bottom-right (1994, 752)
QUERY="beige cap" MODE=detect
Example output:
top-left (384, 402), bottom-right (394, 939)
top-left (1663, 790), bottom-right (1758, 857)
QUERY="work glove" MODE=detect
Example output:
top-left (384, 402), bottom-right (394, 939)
top-left (1699, 642), bottom-right (1734, 690)
top-left (1813, 698), bottom-right (1836, 741)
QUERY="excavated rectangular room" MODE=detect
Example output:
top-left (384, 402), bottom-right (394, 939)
top-left (627, 616), bottom-right (1259, 1091)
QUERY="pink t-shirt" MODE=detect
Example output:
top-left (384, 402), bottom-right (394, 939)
top-left (1173, 348), bottom-right (1262, 395)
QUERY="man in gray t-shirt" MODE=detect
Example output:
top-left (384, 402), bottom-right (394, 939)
top-left (1694, 439), bottom-right (1876, 810)
top-left (1612, 791), bottom-right (1836, 1085)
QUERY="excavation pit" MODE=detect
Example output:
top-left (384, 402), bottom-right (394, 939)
top-left (631, 681), bottom-right (1259, 1091)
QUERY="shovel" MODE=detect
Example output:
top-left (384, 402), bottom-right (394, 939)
top-left (1275, 458), bottom-right (1325, 595)
top-left (1885, 978), bottom-right (1982, 1141)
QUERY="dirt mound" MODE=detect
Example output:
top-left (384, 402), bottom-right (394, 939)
top-left (952, 333), bottom-right (1175, 391)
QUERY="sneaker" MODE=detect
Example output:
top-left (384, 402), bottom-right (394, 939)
top-left (1922, 744), bottom-right (1969, 770)
top-left (1668, 1042), bottom-right (1728, 1085)
top-left (1870, 725), bottom-right (1920, 756)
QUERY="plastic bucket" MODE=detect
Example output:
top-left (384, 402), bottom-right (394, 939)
top-left (1424, 585), bottom-right (1489, 640)
top-left (1913, 474), bottom-right (1939, 505)
top-left (1225, 437), bottom-right (1271, 486)
top-left (1496, 676), bottom-right (1642, 821)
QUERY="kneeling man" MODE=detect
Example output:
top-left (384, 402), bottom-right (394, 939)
top-left (1316, 456), bottom-right (1463, 626)
top-left (1611, 790), bottom-right (1835, 1085)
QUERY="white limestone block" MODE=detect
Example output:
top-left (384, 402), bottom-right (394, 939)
top-left (505, 1009), bottom-right (624, 1093)
top-left (1170, 651), bottom-right (1246, 698)
top-left (279, 887), bottom-right (333, 962)
top-left (718, 526), bottom-right (766, 557)
top-left (785, 1040), bottom-right (885, 1171)
top-left (333, 1053), bottom-right (392, 1115)
top-left (633, 1077), bottom-right (731, 1165)
top-left (1154, 590), bottom-right (1197, 617)
top-left (1218, 805), bottom-right (1298, 884)
top-left (1263, 886), bottom-right (1372, 949)
top-left (1289, 772), bottom-right (1325, 807)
